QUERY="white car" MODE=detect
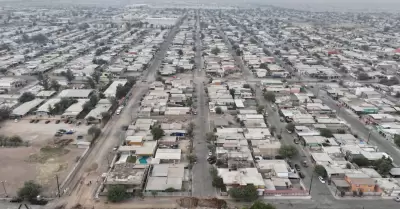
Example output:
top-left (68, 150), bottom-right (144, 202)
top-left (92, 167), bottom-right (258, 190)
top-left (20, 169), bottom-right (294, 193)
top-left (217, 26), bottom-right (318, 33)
top-left (395, 196), bottom-right (400, 202)
top-left (318, 176), bottom-right (325, 183)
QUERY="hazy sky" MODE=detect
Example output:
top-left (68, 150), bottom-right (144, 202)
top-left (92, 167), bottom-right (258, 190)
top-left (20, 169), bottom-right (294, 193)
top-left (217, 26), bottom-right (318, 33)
top-left (2, 0), bottom-right (400, 12)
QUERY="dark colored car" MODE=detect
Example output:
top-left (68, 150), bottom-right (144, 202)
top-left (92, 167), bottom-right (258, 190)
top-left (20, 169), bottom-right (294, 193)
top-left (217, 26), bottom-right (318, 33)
top-left (45, 120), bottom-right (51, 124)
top-left (34, 119), bottom-right (40, 123)
top-left (294, 164), bottom-right (301, 171)
top-left (29, 198), bottom-right (48, 205)
top-left (55, 120), bottom-right (60, 124)
top-left (9, 197), bottom-right (23, 203)
top-left (298, 172), bottom-right (305, 178)
top-left (30, 119), bottom-right (35, 123)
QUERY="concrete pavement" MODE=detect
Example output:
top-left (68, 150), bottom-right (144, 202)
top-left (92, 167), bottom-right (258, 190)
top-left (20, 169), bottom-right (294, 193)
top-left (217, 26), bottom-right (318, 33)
top-left (191, 11), bottom-right (216, 197)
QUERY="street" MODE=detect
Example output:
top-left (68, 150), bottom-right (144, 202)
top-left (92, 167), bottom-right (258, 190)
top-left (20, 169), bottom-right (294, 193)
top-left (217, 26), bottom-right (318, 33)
top-left (214, 16), bottom-right (400, 209)
top-left (191, 10), bottom-right (216, 197)
top-left (49, 15), bottom-right (186, 209)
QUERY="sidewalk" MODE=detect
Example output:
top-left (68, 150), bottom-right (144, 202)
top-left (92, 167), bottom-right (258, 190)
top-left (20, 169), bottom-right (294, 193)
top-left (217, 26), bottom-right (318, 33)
top-left (326, 184), bottom-right (391, 201)
top-left (84, 197), bottom-right (179, 209)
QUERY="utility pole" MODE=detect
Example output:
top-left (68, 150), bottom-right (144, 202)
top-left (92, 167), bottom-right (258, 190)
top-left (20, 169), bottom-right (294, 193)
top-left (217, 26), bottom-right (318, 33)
top-left (56, 175), bottom-right (61, 198)
top-left (1, 181), bottom-right (7, 197)
top-left (308, 172), bottom-right (314, 195)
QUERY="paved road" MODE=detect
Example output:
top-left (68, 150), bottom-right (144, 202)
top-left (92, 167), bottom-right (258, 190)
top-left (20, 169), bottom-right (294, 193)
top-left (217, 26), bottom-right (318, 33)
top-left (309, 86), bottom-right (400, 166)
top-left (214, 14), bottom-right (400, 209)
top-left (192, 11), bottom-right (216, 197)
top-left (46, 15), bottom-right (186, 209)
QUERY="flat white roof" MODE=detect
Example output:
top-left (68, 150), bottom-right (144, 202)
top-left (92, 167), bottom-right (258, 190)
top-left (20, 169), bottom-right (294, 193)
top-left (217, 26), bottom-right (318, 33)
top-left (104, 80), bottom-right (127, 97)
top-left (155, 149), bottom-right (181, 160)
top-left (58, 89), bottom-right (93, 98)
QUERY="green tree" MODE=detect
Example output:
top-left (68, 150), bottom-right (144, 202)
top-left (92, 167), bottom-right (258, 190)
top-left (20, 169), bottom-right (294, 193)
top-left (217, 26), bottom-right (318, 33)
top-left (373, 156), bottom-right (393, 176)
top-left (286, 123), bottom-right (295, 132)
top-left (37, 73), bottom-right (50, 90)
top-left (17, 181), bottom-right (41, 200)
top-left (278, 145), bottom-right (298, 159)
top-left (186, 122), bottom-right (195, 138)
top-left (228, 184), bottom-right (258, 202)
top-left (211, 47), bottom-right (221, 55)
top-left (229, 89), bottom-right (236, 99)
top-left (107, 185), bottom-right (128, 202)
top-left (250, 201), bottom-right (276, 209)
top-left (178, 49), bottom-right (183, 56)
top-left (215, 107), bottom-right (223, 114)
top-left (64, 69), bottom-right (75, 82)
top-left (352, 157), bottom-right (370, 167)
top-left (212, 176), bottom-right (225, 189)
top-left (187, 154), bottom-right (197, 164)
top-left (357, 73), bottom-right (369, 80)
top-left (314, 165), bottom-right (327, 177)
top-left (19, 92), bottom-right (35, 103)
top-left (50, 80), bottom-right (61, 91)
top-left (0, 107), bottom-right (11, 121)
top-left (91, 71), bottom-right (101, 84)
top-left (151, 126), bottom-right (164, 140)
top-left (88, 125), bottom-right (101, 146)
top-left (206, 132), bottom-right (217, 142)
top-left (264, 92), bottom-right (276, 103)
top-left (395, 135), bottom-right (400, 148)
top-left (319, 128), bottom-right (333, 137)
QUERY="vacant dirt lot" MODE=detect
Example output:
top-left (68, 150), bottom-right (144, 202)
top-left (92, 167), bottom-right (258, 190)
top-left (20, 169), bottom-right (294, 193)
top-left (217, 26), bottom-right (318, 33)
top-left (0, 145), bottom-right (84, 197)
top-left (1, 119), bottom-right (90, 145)
top-left (0, 118), bottom-right (89, 197)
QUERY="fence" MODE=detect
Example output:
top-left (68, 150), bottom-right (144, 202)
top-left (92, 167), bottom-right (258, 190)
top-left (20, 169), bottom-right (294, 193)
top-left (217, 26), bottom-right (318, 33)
top-left (264, 189), bottom-right (309, 196)
top-left (142, 191), bottom-right (191, 197)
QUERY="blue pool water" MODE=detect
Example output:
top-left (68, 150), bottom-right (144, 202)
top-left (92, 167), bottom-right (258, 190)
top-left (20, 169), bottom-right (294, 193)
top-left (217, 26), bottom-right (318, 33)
top-left (139, 156), bottom-right (149, 164)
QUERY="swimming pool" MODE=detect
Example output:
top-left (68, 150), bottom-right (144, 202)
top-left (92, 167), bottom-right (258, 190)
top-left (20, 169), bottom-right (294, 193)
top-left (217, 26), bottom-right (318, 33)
top-left (139, 156), bottom-right (149, 164)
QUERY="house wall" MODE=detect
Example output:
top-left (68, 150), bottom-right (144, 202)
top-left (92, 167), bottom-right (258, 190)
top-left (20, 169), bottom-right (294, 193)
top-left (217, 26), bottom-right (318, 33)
top-left (344, 176), bottom-right (376, 192)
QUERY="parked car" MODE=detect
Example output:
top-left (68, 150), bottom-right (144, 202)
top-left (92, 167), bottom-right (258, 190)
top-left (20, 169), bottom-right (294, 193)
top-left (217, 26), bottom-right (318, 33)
top-left (45, 120), bottom-right (50, 124)
top-left (58, 129), bottom-right (67, 133)
top-left (54, 132), bottom-right (63, 137)
top-left (298, 172), bottom-right (305, 179)
top-left (34, 119), bottom-right (40, 123)
top-left (294, 164), bottom-right (301, 171)
top-left (9, 197), bottom-right (23, 203)
top-left (65, 129), bottom-right (75, 134)
top-left (301, 161), bottom-right (308, 167)
top-left (55, 120), bottom-right (60, 124)
top-left (394, 196), bottom-right (400, 202)
top-left (318, 176), bottom-right (325, 183)
top-left (254, 156), bottom-right (262, 161)
top-left (30, 119), bottom-right (35, 123)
